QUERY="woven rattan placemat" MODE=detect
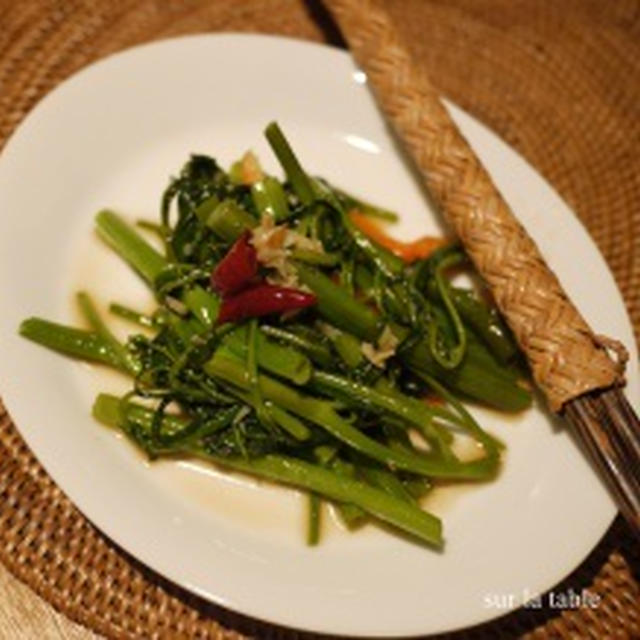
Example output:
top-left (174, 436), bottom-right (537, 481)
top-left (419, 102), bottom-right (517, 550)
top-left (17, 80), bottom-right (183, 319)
top-left (1, 1), bottom-right (638, 638)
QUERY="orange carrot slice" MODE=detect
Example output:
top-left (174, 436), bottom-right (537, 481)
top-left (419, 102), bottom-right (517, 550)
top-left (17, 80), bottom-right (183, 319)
top-left (349, 210), bottom-right (446, 263)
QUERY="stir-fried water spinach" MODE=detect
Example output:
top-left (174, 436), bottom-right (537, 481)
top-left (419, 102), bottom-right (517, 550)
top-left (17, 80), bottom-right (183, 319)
top-left (19, 122), bottom-right (531, 548)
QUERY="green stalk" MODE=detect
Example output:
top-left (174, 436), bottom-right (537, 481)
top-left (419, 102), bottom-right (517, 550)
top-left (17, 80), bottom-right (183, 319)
top-left (448, 287), bottom-right (518, 364)
top-left (334, 188), bottom-right (399, 222)
top-left (359, 465), bottom-right (416, 503)
top-left (246, 317), bottom-right (278, 431)
top-left (164, 312), bottom-right (201, 344)
top-left (307, 494), bottom-right (322, 546)
top-left (221, 325), bottom-right (312, 385)
top-left (413, 371), bottom-right (504, 452)
top-left (93, 393), bottom-right (184, 434)
top-left (405, 341), bottom-right (531, 412)
top-left (205, 352), bottom-right (499, 480)
top-left (221, 376), bottom-right (311, 441)
top-left (205, 199), bottom-right (256, 242)
top-left (296, 264), bottom-right (531, 411)
top-left (404, 477), bottom-right (433, 500)
top-left (77, 292), bottom-right (139, 374)
top-left (20, 318), bottom-right (128, 371)
top-left (95, 393), bottom-right (443, 546)
top-left (341, 212), bottom-right (405, 280)
top-left (194, 194), bottom-right (220, 224)
top-left (428, 252), bottom-right (467, 369)
top-left (95, 210), bottom-right (167, 284)
top-left (311, 172), bottom-right (405, 280)
top-left (329, 329), bottom-right (364, 368)
top-left (328, 456), bottom-right (368, 528)
top-left (295, 263), bottom-right (380, 341)
top-left (269, 405), bottom-right (311, 441)
top-left (311, 370), bottom-right (454, 453)
top-left (251, 176), bottom-right (291, 221)
top-left (136, 219), bottom-right (170, 244)
top-left (464, 336), bottom-right (519, 384)
top-left (425, 281), bottom-right (518, 364)
top-left (290, 248), bottom-right (338, 267)
top-left (211, 453), bottom-right (442, 546)
top-left (260, 325), bottom-right (334, 368)
top-left (109, 303), bottom-right (155, 328)
top-left (312, 445), bottom-right (365, 529)
top-left (93, 393), bottom-right (237, 452)
top-left (183, 286), bottom-right (220, 328)
top-left (265, 122), bottom-right (315, 205)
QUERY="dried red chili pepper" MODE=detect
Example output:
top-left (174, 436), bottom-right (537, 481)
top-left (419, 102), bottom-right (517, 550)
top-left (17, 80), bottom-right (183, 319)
top-left (211, 231), bottom-right (257, 296)
top-left (217, 284), bottom-right (317, 324)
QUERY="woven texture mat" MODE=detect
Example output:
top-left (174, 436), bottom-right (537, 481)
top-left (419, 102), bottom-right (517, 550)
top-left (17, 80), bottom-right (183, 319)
top-left (0, 1), bottom-right (639, 638)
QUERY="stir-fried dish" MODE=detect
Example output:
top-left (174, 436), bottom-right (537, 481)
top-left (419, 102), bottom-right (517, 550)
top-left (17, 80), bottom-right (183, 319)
top-left (20, 123), bottom-right (531, 547)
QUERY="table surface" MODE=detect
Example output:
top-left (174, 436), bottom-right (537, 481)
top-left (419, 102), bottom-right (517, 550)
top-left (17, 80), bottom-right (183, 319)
top-left (0, 4), bottom-right (638, 640)
top-left (0, 563), bottom-right (96, 640)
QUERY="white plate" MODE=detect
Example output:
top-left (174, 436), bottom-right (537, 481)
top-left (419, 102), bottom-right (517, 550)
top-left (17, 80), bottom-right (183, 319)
top-left (0, 35), bottom-right (636, 637)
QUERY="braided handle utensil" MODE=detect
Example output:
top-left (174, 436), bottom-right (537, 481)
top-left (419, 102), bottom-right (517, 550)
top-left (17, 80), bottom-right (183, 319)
top-left (324, 0), bottom-right (640, 536)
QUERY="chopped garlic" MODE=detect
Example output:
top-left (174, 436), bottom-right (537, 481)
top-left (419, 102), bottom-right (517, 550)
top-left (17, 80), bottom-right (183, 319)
top-left (361, 326), bottom-right (400, 368)
top-left (266, 270), bottom-right (300, 289)
top-left (288, 233), bottom-right (323, 253)
top-left (250, 214), bottom-right (325, 288)
top-left (165, 296), bottom-right (188, 316)
top-left (240, 151), bottom-right (265, 185)
top-left (317, 321), bottom-right (341, 339)
top-left (250, 214), bottom-right (290, 279)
